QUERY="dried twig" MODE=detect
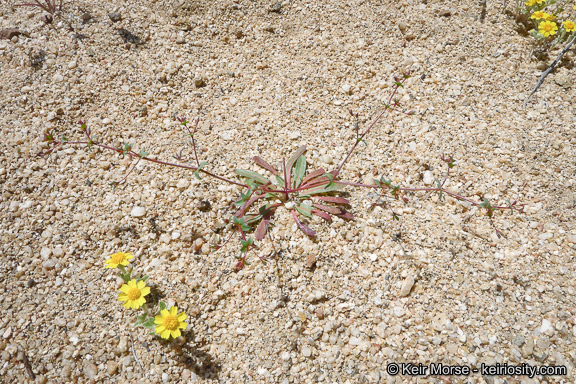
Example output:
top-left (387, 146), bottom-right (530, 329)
top-left (524, 35), bottom-right (576, 106)
top-left (19, 347), bottom-right (36, 380)
top-left (462, 224), bottom-right (494, 245)
top-left (480, 0), bottom-right (487, 22)
top-left (128, 331), bottom-right (145, 375)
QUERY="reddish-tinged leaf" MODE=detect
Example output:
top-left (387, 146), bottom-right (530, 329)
top-left (291, 210), bottom-right (316, 237)
top-left (312, 209), bottom-right (332, 222)
top-left (335, 211), bottom-right (354, 220)
top-left (301, 168), bottom-right (325, 186)
top-left (239, 193), bottom-right (264, 217)
top-left (312, 203), bottom-right (344, 215)
top-left (255, 219), bottom-right (269, 240)
top-left (301, 170), bottom-right (338, 190)
top-left (311, 196), bottom-right (350, 205)
top-left (286, 145), bottom-right (306, 187)
top-left (252, 156), bottom-right (277, 175)
top-left (300, 177), bottom-right (330, 190)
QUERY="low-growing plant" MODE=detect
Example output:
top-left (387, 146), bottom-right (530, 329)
top-left (512, 0), bottom-right (576, 51)
top-left (15, 0), bottom-right (67, 23)
top-left (105, 251), bottom-right (188, 340)
top-left (40, 71), bottom-right (525, 269)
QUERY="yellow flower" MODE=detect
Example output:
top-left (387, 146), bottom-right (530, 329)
top-left (539, 20), bottom-right (558, 36)
top-left (118, 279), bottom-right (150, 309)
top-left (531, 11), bottom-right (549, 20)
top-left (544, 14), bottom-right (556, 21)
top-left (105, 252), bottom-right (133, 269)
top-left (154, 306), bottom-right (187, 339)
top-left (526, 0), bottom-right (537, 5)
top-left (564, 20), bottom-right (576, 32)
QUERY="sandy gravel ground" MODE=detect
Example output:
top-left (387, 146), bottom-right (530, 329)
top-left (1, 0), bottom-right (576, 383)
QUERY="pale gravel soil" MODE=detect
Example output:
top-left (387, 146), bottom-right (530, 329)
top-left (1, 0), bottom-right (576, 383)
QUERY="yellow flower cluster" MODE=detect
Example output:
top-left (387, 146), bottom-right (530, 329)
top-left (105, 251), bottom-right (188, 340)
top-left (526, 2), bottom-right (576, 39)
top-left (531, 11), bottom-right (555, 21)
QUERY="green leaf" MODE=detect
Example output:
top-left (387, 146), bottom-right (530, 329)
top-left (134, 313), bottom-right (148, 327)
top-left (323, 172), bottom-right (335, 188)
top-left (295, 204), bottom-right (312, 218)
top-left (240, 237), bottom-right (254, 253)
top-left (505, 199), bottom-right (516, 215)
top-left (118, 266), bottom-right (133, 283)
top-left (479, 198), bottom-right (494, 217)
top-left (159, 301), bottom-right (167, 312)
top-left (140, 148), bottom-right (148, 157)
top-left (306, 182), bottom-right (344, 195)
top-left (436, 179), bottom-right (444, 201)
top-left (235, 189), bottom-right (252, 207)
top-left (122, 143), bottom-right (133, 156)
top-left (235, 169), bottom-right (269, 185)
top-left (143, 317), bottom-right (156, 330)
top-left (233, 216), bottom-right (251, 232)
top-left (275, 175), bottom-right (285, 186)
top-left (292, 155), bottom-right (307, 188)
top-left (244, 214), bottom-right (262, 226)
top-left (194, 161), bottom-right (208, 180)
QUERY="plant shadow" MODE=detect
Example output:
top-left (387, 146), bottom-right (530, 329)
top-left (169, 333), bottom-right (222, 380)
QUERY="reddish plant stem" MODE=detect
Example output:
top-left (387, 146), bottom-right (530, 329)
top-left (334, 79), bottom-right (405, 178)
top-left (42, 140), bottom-right (248, 188)
top-left (181, 117), bottom-right (201, 167)
top-left (338, 180), bottom-right (522, 212)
